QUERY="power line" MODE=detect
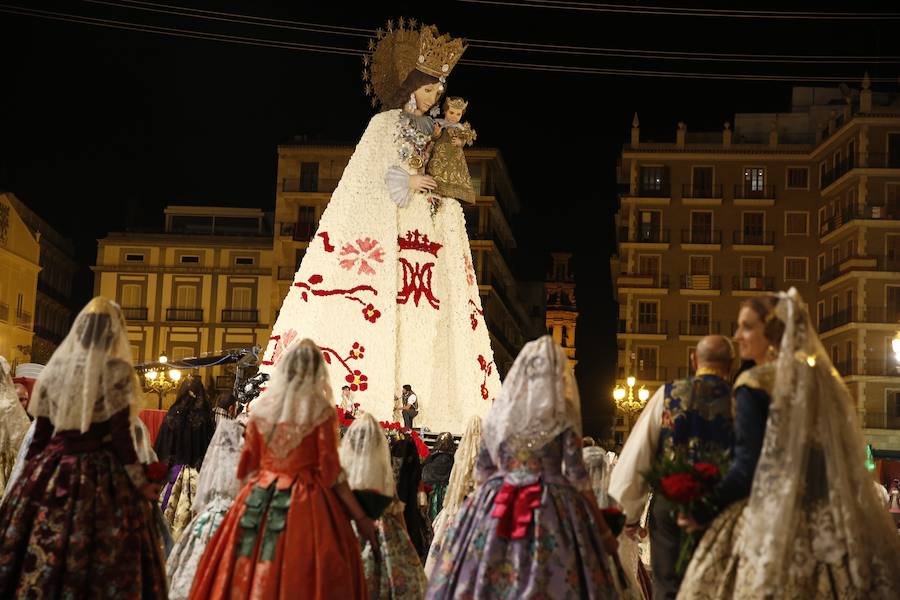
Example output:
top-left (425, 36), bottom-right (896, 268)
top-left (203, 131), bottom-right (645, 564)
top-left (457, 0), bottom-right (900, 20)
top-left (83, 0), bottom-right (900, 64)
top-left (2, 4), bottom-right (896, 83)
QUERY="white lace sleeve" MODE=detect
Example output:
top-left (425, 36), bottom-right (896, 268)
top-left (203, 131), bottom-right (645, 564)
top-left (385, 166), bottom-right (411, 207)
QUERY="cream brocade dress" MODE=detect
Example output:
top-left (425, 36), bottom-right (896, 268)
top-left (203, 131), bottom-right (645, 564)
top-left (677, 370), bottom-right (897, 600)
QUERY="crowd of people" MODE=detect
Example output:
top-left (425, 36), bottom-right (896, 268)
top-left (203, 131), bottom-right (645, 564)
top-left (0, 290), bottom-right (898, 598)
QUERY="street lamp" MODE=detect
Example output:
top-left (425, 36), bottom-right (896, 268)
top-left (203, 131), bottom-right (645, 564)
top-left (143, 355), bottom-right (183, 409)
top-left (613, 375), bottom-right (650, 415)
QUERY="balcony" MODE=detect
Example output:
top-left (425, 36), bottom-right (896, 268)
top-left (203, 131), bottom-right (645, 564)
top-left (864, 411), bottom-right (900, 430)
top-left (679, 320), bottom-right (722, 337)
top-left (732, 230), bottom-right (775, 248)
top-left (731, 275), bottom-right (775, 292)
top-left (291, 221), bottom-right (317, 242)
top-left (680, 229), bottom-right (722, 247)
top-left (616, 272), bottom-right (670, 292)
top-left (679, 274), bottom-right (722, 292)
top-left (635, 184), bottom-right (671, 198)
top-left (122, 307), bottom-right (149, 321)
top-left (833, 360), bottom-right (900, 379)
top-left (681, 184), bottom-right (723, 202)
top-left (821, 153), bottom-right (900, 190)
top-left (281, 177), bottom-right (339, 194)
top-left (617, 319), bottom-right (668, 336)
top-left (15, 311), bottom-right (32, 330)
top-left (617, 365), bottom-right (668, 382)
top-left (222, 309), bottom-right (259, 323)
top-left (818, 253), bottom-right (900, 285)
top-left (819, 204), bottom-right (900, 239)
top-left (166, 308), bottom-right (203, 322)
top-left (617, 227), bottom-right (671, 246)
top-left (819, 306), bottom-right (900, 333)
top-left (733, 184), bottom-right (777, 204)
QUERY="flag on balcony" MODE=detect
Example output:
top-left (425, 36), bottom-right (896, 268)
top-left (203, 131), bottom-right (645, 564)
top-left (689, 275), bottom-right (711, 289)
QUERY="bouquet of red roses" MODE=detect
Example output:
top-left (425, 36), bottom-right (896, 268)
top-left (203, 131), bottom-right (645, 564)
top-left (643, 452), bottom-right (728, 574)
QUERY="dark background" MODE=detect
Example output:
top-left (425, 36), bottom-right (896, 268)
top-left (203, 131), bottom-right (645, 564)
top-left (1, 1), bottom-right (898, 437)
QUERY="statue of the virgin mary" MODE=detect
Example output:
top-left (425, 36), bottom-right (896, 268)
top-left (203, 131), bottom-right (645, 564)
top-left (260, 20), bottom-right (500, 433)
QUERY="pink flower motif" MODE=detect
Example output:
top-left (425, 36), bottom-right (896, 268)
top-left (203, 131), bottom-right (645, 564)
top-left (464, 256), bottom-right (476, 287)
top-left (363, 304), bottom-right (381, 323)
top-left (345, 370), bottom-right (368, 392)
top-left (340, 237), bottom-right (385, 276)
top-left (271, 329), bottom-right (298, 366)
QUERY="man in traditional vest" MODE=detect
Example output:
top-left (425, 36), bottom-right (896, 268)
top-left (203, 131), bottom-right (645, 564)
top-left (609, 335), bottom-right (736, 599)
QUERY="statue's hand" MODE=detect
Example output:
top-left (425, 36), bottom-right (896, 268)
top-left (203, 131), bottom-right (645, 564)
top-left (409, 174), bottom-right (437, 195)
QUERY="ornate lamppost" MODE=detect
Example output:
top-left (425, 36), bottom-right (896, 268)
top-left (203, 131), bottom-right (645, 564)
top-left (143, 355), bottom-right (183, 410)
top-left (612, 376), bottom-right (650, 443)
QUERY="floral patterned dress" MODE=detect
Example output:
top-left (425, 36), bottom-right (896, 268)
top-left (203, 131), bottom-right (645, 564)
top-left (426, 428), bottom-right (615, 599)
top-left (362, 498), bottom-right (428, 599)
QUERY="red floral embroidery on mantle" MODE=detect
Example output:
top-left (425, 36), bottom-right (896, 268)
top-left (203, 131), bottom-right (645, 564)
top-left (478, 354), bottom-right (494, 400)
top-left (293, 274), bottom-right (381, 323)
top-left (318, 232), bottom-right (335, 252)
top-left (468, 299), bottom-right (484, 330)
top-left (339, 237), bottom-right (385, 275)
top-left (398, 229), bottom-right (442, 258)
top-left (320, 342), bottom-right (369, 392)
top-left (397, 258), bottom-right (440, 310)
top-left (263, 329), bottom-right (299, 367)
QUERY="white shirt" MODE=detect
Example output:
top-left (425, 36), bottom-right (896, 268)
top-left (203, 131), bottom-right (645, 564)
top-left (607, 385), bottom-right (665, 522)
top-left (340, 391), bottom-right (353, 411)
top-left (405, 393), bottom-right (418, 408)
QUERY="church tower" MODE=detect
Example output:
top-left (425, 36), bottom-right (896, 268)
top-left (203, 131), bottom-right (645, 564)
top-left (545, 252), bottom-right (578, 368)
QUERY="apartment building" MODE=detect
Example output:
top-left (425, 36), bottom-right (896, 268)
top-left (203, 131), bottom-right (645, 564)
top-left (0, 192), bottom-right (40, 367)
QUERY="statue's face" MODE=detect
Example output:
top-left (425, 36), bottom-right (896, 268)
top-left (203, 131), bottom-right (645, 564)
top-left (444, 106), bottom-right (463, 124)
top-left (413, 83), bottom-right (441, 114)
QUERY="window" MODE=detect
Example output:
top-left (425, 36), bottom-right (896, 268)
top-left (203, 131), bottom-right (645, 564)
top-left (120, 284), bottom-right (142, 308)
top-left (691, 166), bottom-right (714, 197)
top-left (16, 293), bottom-right (23, 317)
top-left (785, 257), bottom-right (808, 281)
top-left (887, 286), bottom-right (900, 322)
top-left (832, 245), bottom-right (841, 265)
top-left (689, 256), bottom-right (712, 275)
top-left (231, 287), bottom-right (253, 310)
top-left (636, 346), bottom-right (658, 379)
top-left (234, 256), bottom-right (254, 266)
top-left (834, 150), bottom-right (842, 170)
top-left (638, 210), bottom-right (662, 242)
top-left (296, 206), bottom-right (316, 241)
top-left (744, 167), bottom-right (765, 192)
top-left (785, 212), bottom-right (809, 235)
top-left (831, 295), bottom-right (840, 316)
top-left (295, 248), bottom-right (307, 269)
top-left (741, 257), bottom-right (765, 285)
top-left (819, 162), bottom-right (827, 188)
top-left (846, 290), bottom-right (854, 315)
top-left (639, 166), bottom-right (667, 195)
top-left (786, 167), bottom-right (809, 189)
top-left (125, 253), bottom-right (145, 262)
top-left (818, 206), bottom-right (829, 234)
top-left (688, 302), bottom-right (711, 336)
top-left (816, 301), bottom-right (825, 328)
top-left (846, 239), bottom-right (855, 258)
top-left (818, 253), bottom-right (826, 277)
top-left (637, 301), bottom-right (659, 334)
top-left (175, 285), bottom-right (197, 308)
top-left (637, 255), bottom-right (660, 275)
top-left (690, 211), bottom-right (713, 243)
top-left (180, 255), bottom-right (200, 264)
top-left (831, 345), bottom-right (840, 366)
top-left (741, 212), bottom-right (765, 244)
top-left (171, 346), bottom-right (194, 361)
top-left (847, 140), bottom-right (856, 167)
top-left (299, 162), bottom-right (319, 192)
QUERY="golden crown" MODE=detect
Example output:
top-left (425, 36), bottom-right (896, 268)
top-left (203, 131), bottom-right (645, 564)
top-left (444, 96), bottom-right (469, 111)
top-left (363, 19), bottom-right (466, 109)
top-left (414, 25), bottom-right (466, 79)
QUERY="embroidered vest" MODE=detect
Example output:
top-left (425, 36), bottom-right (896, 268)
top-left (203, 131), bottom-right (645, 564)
top-left (656, 373), bottom-right (735, 464)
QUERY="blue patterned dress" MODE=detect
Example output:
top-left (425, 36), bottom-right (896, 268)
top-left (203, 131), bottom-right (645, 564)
top-left (426, 428), bottom-right (616, 599)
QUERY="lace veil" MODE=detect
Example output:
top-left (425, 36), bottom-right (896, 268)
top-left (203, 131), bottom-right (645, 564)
top-left (30, 297), bottom-right (140, 433)
top-left (0, 357), bottom-right (30, 459)
top-left (738, 288), bottom-right (900, 593)
top-left (441, 415), bottom-right (482, 515)
top-left (250, 339), bottom-right (334, 456)
top-left (482, 335), bottom-right (581, 464)
top-left (193, 419), bottom-right (244, 511)
top-left (340, 412), bottom-right (395, 496)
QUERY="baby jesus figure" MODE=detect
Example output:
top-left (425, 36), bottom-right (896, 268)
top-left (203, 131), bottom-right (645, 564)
top-left (426, 97), bottom-right (477, 207)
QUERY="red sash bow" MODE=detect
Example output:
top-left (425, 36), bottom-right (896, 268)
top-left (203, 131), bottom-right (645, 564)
top-left (491, 482), bottom-right (542, 539)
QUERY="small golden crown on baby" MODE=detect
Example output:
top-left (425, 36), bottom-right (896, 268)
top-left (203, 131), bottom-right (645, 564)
top-left (415, 25), bottom-right (467, 79)
top-left (445, 97), bottom-right (468, 111)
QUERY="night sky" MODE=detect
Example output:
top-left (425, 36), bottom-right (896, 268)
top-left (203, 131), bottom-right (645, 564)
top-left (2, 1), bottom-right (898, 436)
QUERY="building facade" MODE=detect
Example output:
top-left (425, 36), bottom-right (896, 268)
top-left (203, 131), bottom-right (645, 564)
top-left (6, 194), bottom-right (78, 364)
top-left (274, 141), bottom-right (542, 376)
top-left (546, 252), bottom-right (578, 369)
top-left (0, 192), bottom-right (40, 369)
top-left (613, 77), bottom-right (900, 452)
top-left (93, 206), bottom-right (276, 409)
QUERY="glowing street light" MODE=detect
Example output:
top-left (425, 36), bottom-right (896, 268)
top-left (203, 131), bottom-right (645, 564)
top-left (143, 355), bottom-right (182, 409)
top-left (613, 376), bottom-right (650, 415)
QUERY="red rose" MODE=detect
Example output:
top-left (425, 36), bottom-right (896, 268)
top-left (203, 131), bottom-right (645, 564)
top-left (660, 472), bottom-right (702, 503)
top-left (145, 461), bottom-right (168, 483)
top-left (693, 462), bottom-right (720, 480)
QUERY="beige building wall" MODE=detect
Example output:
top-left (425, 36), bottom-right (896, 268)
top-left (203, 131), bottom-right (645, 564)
top-left (613, 81), bottom-right (900, 451)
top-left (0, 193), bottom-right (40, 368)
top-left (93, 206), bottom-right (275, 410)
